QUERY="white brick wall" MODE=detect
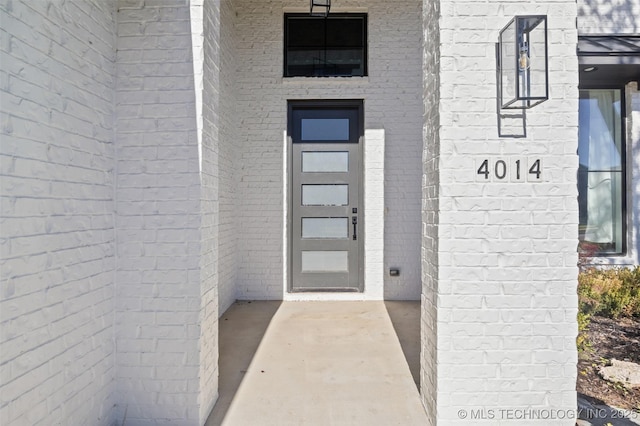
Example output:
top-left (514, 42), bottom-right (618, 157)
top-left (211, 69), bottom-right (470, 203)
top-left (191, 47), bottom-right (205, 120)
top-left (115, 1), bottom-right (205, 423)
top-left (0, 1), bottom-right (117, 425)
top-left (578, 0), bottom-right (640, 34)
top-left (420, 0), bottom-right (440, 423)
top-left (234, 0), bottom-right (424, 301)
top-left (198, 0), bottom-right (234, 419)
top-left (423, 0), bottom-right (580, 423)
top-left (216, 0), bottom-right (239, 315)
top-left (2, 0), bottom-right (595, 424)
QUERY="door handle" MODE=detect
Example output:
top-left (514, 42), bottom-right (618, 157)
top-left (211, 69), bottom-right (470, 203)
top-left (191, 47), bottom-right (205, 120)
top-left (352, 216), bottom-right (357, 240)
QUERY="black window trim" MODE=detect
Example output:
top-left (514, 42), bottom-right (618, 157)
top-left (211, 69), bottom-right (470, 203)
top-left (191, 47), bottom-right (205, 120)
top-left (283, 13), bottom-right (368, 78)
top-left (578, 85), bottom-right (628, 257)
top-left (288, 99), bottom-right (364, 143)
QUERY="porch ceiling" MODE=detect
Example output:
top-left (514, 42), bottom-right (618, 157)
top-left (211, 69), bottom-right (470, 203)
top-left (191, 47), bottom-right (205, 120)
top-left (578, 35), bottom-right (640, 87)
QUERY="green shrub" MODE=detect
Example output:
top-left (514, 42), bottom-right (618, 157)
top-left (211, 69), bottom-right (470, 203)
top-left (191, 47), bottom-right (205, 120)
top-left (577, 266), bottom-right (639, 353)
top-left (578, 266), bottom-right (640, 319)
top-left (576, 310), bottom-right (591, 353)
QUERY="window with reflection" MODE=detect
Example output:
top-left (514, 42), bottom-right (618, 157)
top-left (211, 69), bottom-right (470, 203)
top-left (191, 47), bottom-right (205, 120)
top-left (284, 14), bottom-right (367, 77)
top-left (578, 89), bottom-right (626, 255)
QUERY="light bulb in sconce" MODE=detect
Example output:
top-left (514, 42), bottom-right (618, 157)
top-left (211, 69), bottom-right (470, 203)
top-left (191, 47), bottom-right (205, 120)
top-left (518, 42), bottom-right (530, 71)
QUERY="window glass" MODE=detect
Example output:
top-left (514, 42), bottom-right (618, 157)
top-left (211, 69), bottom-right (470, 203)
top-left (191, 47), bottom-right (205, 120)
top-left (578, 89), bottom-right (624, 255)
top-left (301, 119), bottom-right (350, 141)
top-left (291, 106), bottom-right (359, 144)
top-left (284, 14), bottom-right (367, 77)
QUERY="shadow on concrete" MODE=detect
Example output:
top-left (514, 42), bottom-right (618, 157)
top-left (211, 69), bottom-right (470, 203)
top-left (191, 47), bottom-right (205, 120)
top-left (205, 301), bottom-right (282, 426)
top-left (578, 393), bottom-right (640, 426)
top-left (384, 301), bottom-right (421, 389)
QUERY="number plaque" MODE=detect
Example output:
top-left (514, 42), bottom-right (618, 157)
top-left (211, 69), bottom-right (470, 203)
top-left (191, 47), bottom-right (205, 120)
top-left (475, 158), bottom-right (542, 182)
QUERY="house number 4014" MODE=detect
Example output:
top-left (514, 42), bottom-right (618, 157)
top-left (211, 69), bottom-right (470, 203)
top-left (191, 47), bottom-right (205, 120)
top-left (476, 158), bottom-right (542, 182)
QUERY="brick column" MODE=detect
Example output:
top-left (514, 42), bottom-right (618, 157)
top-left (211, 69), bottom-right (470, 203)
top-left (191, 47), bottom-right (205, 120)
top-left (422, 1), bottom-right (580, 424)
top-left (115, 1), bottom-right (207, 423)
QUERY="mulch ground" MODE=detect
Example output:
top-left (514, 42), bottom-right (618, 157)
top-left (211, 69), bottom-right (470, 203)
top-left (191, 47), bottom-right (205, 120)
top-left (577, 315), bottom-right (640, 412)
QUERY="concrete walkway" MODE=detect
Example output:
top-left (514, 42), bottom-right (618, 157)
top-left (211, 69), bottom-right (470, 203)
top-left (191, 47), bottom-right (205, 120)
top-left (208, 301), bottom-right (428, 426)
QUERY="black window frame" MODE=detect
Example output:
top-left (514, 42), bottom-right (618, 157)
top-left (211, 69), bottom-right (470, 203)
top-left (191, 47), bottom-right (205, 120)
top-left (288, 99), bottom-right (363, 143)
top-left (283, 13), bottom-right (368, 78)
top-left (577, 86), bottom-right (628, 257)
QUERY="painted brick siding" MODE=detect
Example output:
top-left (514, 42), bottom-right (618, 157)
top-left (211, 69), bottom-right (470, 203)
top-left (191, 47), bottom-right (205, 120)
top-left (0, 1), bottom-right (117, 425)
top-left (115, 2), bottom-right (205, 423)
top-left (578, 0), bottom-right (640, 34)
top-left (234, 0), bottom-right (423, 300)
top-left (216, 0), bottom-right (239, 315)
top-left (196, 0), bottom-right (237, 319)
top-left (420, 0), bottom-right (440, 423)
top-left (429, 0), bottom-right (580, 423)
top-left (198, 0), bottom-right (234, 419)
top-left (190, 1), bottom-right (220, 421)
top-left (420, 0), bottom-right (440, 425)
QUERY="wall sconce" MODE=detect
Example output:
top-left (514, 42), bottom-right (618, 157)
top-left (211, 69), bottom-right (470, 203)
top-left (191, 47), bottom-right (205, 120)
top-left (310, 0), bottom-right (331, 17)
top-left (498, 15), bottom-right (548, 109)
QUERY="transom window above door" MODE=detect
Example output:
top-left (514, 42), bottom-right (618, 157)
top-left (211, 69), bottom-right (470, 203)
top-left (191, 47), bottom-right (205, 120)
top-left (284, 14), bottom-right (367, 77)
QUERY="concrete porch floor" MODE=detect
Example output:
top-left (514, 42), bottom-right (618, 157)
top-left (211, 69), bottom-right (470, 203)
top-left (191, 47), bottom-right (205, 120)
top-left (205, 301), bottom-right (426, 425)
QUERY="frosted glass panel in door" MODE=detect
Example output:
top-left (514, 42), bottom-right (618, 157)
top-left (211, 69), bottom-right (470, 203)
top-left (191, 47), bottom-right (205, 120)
top-left (302, 218), bottom-right (349, 239)
top-left (302, 185), bottom-right (348, 206)
top-left (301, 251), bottom-right (349, 272)
top-left (302, 152), bottom-right (349, 172)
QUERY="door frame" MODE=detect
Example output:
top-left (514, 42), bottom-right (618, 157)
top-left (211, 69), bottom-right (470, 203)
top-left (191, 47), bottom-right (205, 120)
top-left (287, 99), bottom-right (365, 293)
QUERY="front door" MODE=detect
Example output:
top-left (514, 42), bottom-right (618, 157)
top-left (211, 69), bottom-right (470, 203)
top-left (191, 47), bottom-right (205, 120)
top-left (289, 101), bottom-right (363, 292)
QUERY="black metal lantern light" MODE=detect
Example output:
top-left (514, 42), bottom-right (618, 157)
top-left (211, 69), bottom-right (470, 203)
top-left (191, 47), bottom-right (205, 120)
top-left (499, 15), bottom-right (548, 109)
top-left (310, 0), bottom-right (331, 17)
